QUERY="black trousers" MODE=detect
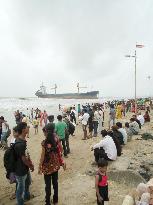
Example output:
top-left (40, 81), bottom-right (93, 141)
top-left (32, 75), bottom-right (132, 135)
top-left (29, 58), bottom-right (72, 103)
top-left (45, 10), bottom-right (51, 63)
top-left (70, 116), bottom-right (76, 124)
top-left (44, 172), bottom-right (58, 205)
top-left (94, 148), bottom-right (111, 162)
top-left (60, 138), bottom-right (67, 156)
top-left (97, 198), bottom-right (104, 205)
top-left (65, 134), bottom-right (70, 154)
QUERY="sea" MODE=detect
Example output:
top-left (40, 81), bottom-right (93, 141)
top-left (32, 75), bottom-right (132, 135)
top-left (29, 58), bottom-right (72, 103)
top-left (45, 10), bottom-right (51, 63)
top-left (0, 97), bottom-right (101, 128)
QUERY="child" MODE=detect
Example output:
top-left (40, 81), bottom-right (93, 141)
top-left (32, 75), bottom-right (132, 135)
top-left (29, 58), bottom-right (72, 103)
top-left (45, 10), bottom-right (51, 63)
top-left (95, 158), bottom-right (109, 205)
top-left (32, 117), bottom-right (39, 134)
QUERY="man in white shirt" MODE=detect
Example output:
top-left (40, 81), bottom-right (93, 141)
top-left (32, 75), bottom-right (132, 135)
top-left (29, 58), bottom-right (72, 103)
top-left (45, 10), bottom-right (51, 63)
top-left (137, 112), bottom-right (145, 126)
top-left (116, 122), bottom-right (127, 145)
top-left (81, 109), bottom-right (89, 140)
top-left (92, 130), bottom-right (117, 162)
top-left (129, 118), bottom-right (139, 135)
top-left (93, 107), bottom-right (100, 137)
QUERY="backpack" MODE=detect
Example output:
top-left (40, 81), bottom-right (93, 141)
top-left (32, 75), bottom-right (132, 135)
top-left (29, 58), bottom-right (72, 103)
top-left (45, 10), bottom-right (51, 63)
top-left (41, 140), bottom-right (61, 175)
top-left (69, 122), bottom-right (75, 135)
top-left (3, 142), bottom-right (21, 179)
top-left (70, 111), bottom-right (75, 118)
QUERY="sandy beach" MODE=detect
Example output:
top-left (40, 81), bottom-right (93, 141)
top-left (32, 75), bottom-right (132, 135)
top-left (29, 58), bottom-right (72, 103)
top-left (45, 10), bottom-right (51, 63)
top-left (0, 109), bottom-right (153, 205)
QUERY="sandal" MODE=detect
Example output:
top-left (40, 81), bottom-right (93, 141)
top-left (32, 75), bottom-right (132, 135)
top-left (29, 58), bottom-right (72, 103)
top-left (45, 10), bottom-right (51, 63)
top-left (10, 193), bottom-right (16, 200)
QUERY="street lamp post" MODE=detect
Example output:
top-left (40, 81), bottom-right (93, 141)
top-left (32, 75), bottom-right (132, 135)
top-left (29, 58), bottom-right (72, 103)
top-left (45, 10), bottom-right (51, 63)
top-left (147, 75), bottom-right (151, 98)
top-left (125, 50), bottom-right (137, 113)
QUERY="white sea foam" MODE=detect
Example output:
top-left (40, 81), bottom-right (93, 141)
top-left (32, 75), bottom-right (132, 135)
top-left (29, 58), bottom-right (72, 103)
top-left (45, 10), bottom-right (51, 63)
top-left (0, 97), bottom-right (100, 127)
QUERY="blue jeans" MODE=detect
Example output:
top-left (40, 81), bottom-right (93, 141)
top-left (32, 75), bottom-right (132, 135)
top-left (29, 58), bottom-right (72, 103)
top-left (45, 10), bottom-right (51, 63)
top-left (24, 171), bottom-right (32, 200)
top-left (93, 121), bottom-right (98, 136)
top-left (16, 174), bottom-right (27, 205)
top-left (1, 132), bottom-right (7, 141)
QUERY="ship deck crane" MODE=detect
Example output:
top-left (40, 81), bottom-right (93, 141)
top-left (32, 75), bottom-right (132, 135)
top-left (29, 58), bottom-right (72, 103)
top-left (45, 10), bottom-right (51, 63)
top-left (77, 83), bottom-right (87, 94)
top-left (51, 84), bottom-right (57, 94)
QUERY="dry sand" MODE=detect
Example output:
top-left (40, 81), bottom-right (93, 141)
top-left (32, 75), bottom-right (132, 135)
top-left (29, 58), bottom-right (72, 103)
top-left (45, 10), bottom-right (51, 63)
top-left (0, 110), bottom-right (153, 205)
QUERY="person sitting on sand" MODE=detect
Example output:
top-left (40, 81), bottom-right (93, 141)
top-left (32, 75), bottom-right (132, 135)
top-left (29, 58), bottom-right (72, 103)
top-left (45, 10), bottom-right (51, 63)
top-left (112, 125), bottom-right (124, 145)
top-left (144, 111), bottom-right (150, 123)
top-left (107, 130), bottom-right (122, 156)
top-left (137, 112), bottom-right (145, 126)
top-left (129, 118), bottom-right (139, 135)
top-left (125, 122), bottom-right (133, 141)
top-left (116, 122), bottom-right (127, 145)
top-left (147, 178), bottom-right (153, 204)
top-left (137, 192), bottom-right (150, 205)
top-left (132, 115), bottom-right (141, 129)
top-left (91, 130), bottom-right (117, 162)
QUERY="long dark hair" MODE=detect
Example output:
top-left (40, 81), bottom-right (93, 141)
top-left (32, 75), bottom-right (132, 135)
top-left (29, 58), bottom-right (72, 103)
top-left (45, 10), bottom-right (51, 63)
top-left (44, 124), bottom-right (57, 152)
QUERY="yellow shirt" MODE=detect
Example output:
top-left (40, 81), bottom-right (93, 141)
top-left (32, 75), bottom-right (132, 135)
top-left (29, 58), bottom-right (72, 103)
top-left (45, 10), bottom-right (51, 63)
top-left (33, 119), bottom-right (39, 126)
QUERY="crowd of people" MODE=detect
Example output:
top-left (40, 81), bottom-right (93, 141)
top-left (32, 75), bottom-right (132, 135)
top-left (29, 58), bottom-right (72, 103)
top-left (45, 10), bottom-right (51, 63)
top-left (0, 99), bottom-right (152, 205)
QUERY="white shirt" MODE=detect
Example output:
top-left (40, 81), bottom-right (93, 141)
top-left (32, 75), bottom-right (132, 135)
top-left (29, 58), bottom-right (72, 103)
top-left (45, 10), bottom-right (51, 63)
top-left (93, 111), bottom-right (99, 121)
top-left (82, 113), bottom-right (89, 125)
top-left (137, 115), bottom-right (145, 126)
top-left (71, 109), bottom-right (77, 115)
top-left (2, 122), bottom-right (8, 133)
top-left (93, 135), bottom-right (117, 160)
top-left (118, 128), bottom-right (127, 144)
top-left (98, 110), bottom-right (103, 120)
top-left (10, 137), bottom-right (16, 144)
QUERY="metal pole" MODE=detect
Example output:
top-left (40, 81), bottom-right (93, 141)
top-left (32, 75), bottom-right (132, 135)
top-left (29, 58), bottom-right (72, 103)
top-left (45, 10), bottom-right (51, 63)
top-left (134, 50), bottom-right (137, 113)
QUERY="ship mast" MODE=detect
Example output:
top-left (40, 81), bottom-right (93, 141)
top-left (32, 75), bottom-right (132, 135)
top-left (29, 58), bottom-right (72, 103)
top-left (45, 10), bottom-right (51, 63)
top-left (77, 83), bottom-right (87, 94)
top-left (51, 84), bottom-right (57, 94)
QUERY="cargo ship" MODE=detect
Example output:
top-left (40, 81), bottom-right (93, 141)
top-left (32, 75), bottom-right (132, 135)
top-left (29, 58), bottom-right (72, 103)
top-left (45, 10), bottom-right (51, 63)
top-left (35, 83), bottom-right (99, 99)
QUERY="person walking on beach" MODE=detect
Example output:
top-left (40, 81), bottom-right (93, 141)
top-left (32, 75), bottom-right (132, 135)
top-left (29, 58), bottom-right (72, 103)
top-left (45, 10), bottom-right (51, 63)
top-left (0, 116), bottom-right (10, 149)
top-left (98, 108), bottom-right (103, 135)
top-left (32, 117), bottom-right (39, 134)
top-left (88, 108), bottom-right (94, 138)
top-left (93, 107), bottom-right (99, 137)
top-left (95, 159), bottom-right (109, 205)
top-left (70, 107), bottom-right (77, 125)
top-left (55, 115), bottom-right (68, 157)
top-left (81, 109), bottom-right (89, 140)
top-left (43, 110), bottom-right (48, 126)
top-left (47, 115), bottom-right (55, 127)
top-left (15, 110), bottom-right (21, 125)
top-left (63, 114), bottom-right (71, 154)
top-left (109, 104), bottom-right (116, 129)
top-left (38, 124), bottom-right (66, 205)
top-left (14, 122), bottom-right (34, 205)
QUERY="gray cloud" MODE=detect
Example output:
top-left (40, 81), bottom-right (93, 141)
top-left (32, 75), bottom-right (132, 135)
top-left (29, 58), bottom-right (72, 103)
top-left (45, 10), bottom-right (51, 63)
top-left (0, 0), bottom-right (153, 97)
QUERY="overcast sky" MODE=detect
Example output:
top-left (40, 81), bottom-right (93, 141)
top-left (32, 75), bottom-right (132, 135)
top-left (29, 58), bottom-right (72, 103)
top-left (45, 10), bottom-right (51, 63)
top-left (0, 0), bottom-right (153, 98)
